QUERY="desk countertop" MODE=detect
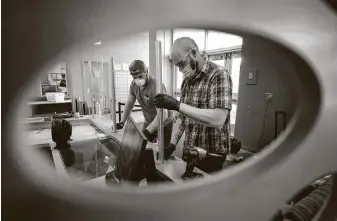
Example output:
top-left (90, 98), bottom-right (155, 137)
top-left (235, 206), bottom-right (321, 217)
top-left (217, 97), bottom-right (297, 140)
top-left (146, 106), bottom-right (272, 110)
top-left (22, 115), bottom-right (92, 124)
top-left (27, 100), bottom-right (72, 105)
top-left (24, 114), bottom-right (208, 186)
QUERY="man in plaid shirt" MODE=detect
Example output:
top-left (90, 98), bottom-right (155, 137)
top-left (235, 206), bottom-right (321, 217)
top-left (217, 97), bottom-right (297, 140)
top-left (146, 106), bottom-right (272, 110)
top-left (154, 37), bottom-right (242, 169)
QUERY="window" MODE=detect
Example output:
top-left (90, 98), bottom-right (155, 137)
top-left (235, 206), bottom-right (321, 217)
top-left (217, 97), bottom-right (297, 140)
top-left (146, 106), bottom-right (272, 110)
top-left (231, 57), bottom-right (242, 97)
top-left (173, 29), bottom-right (206, 51)
top-left (206, 31), bottom-right (242, 51)
top-left (176, 70), bottom-right (183, 91)
top-left (212, 59), bottom-right (225, 68)
top-left (230, 103), bottom-right (237, 125)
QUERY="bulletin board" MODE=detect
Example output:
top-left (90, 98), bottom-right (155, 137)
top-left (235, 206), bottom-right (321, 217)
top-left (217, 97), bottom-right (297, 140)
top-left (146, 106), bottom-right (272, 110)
top-left (40, 63), bottom-right (68, 96)
top-left (114, 63), bottom-right (134, 103)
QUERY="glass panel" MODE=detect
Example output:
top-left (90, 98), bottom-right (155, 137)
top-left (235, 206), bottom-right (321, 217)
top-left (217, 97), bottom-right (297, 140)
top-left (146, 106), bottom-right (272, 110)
top-left (91, 62), bottom-right (104, 102)
top-left (60, 137), bottom-right (118, 182)
top-left (92, 61), bottom-right (111, 111)
top-left (82, 61), bottom-right (93, 108)
top-left (173, 29), bottom-right (206, 51)
top-left (207, 31), bottom-right (243, 50)
top-left (82, 60), bottom-right (111, 113)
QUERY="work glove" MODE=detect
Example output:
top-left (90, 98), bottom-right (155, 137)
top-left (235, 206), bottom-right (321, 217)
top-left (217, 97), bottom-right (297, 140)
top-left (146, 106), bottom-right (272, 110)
top-left (156, 143), bottom-right (176, 161)
top-left (116, 122), bottom-right (124, 130)
top-left (142, 129), bottom-right (157, 143)
top-left (154, 94), bottom-right (180, 111)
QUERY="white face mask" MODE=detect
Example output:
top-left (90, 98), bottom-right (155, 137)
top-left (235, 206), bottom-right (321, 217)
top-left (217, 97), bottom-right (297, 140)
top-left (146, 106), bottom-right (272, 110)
top-left (135, 78), bottom-right (146, 87)
top-left (181, 63), bottom-right (196, 79)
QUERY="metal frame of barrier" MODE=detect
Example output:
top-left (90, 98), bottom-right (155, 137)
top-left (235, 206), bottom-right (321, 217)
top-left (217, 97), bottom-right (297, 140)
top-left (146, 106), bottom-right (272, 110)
top-left (117, 102), bottom-right (142, 123)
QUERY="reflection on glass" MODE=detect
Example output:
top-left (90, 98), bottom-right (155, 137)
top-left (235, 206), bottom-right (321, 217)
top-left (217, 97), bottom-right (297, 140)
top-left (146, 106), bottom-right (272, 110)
top-left (60, 138), bottom-right (118, 182)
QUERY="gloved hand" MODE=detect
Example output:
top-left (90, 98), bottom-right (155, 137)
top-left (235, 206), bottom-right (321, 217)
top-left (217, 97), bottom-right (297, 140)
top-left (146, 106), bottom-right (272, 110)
top-left (142, 129), bottom-right (157, 143)
top-left (116, 122), bottom-right (124, 130)
top-left (154, 94), bottom-right (180, 111)
top-left (157, 143), bottom-right (176, 161)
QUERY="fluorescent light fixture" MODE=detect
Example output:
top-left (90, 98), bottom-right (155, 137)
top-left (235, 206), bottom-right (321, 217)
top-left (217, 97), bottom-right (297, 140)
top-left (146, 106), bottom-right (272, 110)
top-left (94, 41), bottom-right (102, 45)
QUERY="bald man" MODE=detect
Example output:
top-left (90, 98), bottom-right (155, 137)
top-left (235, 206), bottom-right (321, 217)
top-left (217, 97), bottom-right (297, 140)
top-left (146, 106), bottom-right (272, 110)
top-left (154, 37), bottom-right (241, 170)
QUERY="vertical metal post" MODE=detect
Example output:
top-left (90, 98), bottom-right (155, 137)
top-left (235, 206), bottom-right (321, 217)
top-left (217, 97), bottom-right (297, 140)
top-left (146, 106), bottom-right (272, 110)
top-left (88, 61), bottom-right (95, 118)
top-left (78, 97), bottom-right (83, 115)
top-left (118, 102), bottom-right (122, 123)
top-left (110, 57), bottom-right (117, 132)
top-left (155, 40), bottom-right (164, 163)
top-left (101, 57), bottom-right (104, 110)
top-left (71, 97), bottom-right (76, 113)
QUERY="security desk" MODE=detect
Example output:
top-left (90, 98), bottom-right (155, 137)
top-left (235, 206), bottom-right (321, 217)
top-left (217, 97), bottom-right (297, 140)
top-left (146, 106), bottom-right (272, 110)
top-left (23, 115), bottom-right (208, 187)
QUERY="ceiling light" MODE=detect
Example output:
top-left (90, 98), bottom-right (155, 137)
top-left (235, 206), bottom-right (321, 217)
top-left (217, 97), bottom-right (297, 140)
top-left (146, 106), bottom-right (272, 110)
top-left (94, 41), bottom-right (102, 45)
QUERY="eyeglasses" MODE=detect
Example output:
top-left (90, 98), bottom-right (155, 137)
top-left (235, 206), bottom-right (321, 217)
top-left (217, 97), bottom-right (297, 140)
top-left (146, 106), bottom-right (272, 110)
top-left (175, 48), bottom-right (196, 68)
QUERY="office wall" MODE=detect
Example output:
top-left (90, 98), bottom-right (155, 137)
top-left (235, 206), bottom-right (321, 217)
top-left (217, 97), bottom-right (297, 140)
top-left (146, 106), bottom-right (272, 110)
top-left (61, 33), bottom-right (149, 98)
top-left (235, 36), bottom-right (299, 152)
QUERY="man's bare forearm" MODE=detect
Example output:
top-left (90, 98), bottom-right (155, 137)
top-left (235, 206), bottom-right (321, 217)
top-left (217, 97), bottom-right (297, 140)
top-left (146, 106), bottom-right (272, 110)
top-left (146, 109), bottom-right (168, 133)
top-left (179, 103), bottom-right (228, 129)
top-left (185, 115), bottom-right (224, 129)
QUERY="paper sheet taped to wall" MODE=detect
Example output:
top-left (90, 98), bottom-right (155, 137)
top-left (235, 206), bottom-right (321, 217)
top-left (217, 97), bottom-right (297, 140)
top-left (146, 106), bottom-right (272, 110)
top-left (123, 63), bottom-right (129, 71)
top-left (115, 64), bottom-right (122, 70)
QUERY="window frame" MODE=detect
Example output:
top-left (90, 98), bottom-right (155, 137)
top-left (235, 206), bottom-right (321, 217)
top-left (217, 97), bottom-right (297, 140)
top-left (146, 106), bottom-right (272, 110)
top-left (206, 30), bottom-right (243, 52)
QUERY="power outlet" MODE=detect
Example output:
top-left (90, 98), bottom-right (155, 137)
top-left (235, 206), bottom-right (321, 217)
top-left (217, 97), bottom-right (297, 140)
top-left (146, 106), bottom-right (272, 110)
top-left (246, 68), bottom-right (258, 85)
top-left (266, 93), bottom-right (273, 100)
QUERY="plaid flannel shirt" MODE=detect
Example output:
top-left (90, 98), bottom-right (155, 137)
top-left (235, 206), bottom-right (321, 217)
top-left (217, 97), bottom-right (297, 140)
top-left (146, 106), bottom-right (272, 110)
top-left (175, 61), bottom-right (232, 154)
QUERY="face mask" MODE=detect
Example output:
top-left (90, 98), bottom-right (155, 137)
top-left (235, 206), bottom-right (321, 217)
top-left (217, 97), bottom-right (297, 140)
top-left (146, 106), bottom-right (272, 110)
top-left (134, 78), bottom-right (146, 87)
top-left (181, 62), bottom-right (196, 79)
top-left (180, 49), bottom-right (198, 79)
top-left (135, 79), bottom-right (146, 87)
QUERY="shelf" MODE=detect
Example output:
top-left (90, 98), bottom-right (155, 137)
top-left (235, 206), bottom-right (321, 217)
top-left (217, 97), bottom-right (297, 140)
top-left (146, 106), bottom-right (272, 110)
top-left (28, 100), bottom-right (72, 105)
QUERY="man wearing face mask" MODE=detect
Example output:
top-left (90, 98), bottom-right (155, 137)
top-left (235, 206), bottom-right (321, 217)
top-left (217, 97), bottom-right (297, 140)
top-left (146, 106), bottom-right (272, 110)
top-left (116, 60), bottom-right (174, 147)
top-left (154, 37), bottom-right (242, 171)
